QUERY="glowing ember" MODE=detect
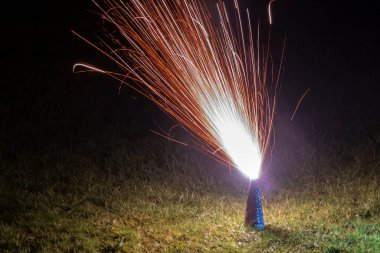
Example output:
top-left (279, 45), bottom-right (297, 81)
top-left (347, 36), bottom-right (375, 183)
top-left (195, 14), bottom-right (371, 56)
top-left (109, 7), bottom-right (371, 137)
top-left (74, 0), bottom-right (282, 179)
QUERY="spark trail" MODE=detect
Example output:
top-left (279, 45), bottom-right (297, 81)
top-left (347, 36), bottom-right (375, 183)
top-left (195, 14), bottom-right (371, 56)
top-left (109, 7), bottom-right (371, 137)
top-left (74, 0), bottom-right (283, 179)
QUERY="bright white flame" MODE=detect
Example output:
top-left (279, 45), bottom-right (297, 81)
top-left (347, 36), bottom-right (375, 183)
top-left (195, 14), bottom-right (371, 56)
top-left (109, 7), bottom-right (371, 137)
top-left (218, 120), bottom-right (262, 179)
top-left (201, 93), bottom-right (262, 180)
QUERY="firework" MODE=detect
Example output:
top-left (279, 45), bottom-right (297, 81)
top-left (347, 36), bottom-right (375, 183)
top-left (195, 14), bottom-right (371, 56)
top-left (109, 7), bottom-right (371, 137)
top-left (74, 0), bottom-right (283, 228)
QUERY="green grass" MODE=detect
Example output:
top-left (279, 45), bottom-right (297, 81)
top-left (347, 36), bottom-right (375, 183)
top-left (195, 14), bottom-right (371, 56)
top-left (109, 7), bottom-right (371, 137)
top-left (1, 130), bottom-right (379, 253)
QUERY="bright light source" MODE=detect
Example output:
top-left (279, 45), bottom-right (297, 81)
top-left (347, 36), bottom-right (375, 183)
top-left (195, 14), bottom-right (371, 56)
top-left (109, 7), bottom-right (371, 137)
top-left (219, 121), bottom-right (261, 179)
top-left (202, 96), bottom-right (262, 180)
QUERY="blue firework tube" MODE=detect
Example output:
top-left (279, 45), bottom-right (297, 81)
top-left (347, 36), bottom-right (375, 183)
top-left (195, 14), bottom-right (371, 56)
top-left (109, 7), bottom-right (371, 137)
top-left (245, 180), bottom-right (265, 230)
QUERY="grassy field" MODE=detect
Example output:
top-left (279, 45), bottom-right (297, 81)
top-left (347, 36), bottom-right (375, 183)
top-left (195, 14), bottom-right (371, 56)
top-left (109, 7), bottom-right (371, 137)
top-left (1, 117), bottom-right (379, 253)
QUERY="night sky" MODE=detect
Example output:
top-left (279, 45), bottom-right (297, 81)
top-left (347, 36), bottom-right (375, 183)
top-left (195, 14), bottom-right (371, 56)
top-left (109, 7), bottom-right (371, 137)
top-left (1, 0), bottom-right (378, 153)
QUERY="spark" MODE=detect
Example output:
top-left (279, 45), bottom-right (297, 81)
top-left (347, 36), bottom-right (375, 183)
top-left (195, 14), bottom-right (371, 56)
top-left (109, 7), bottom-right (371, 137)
top-left (291, 88), bottom-right (310, 121)
top-left (75, 0), bottom-right (282, 179)
top-left (73, 63), bottom-right (106, 73)
top-left (149, 129), bottom-right (188, 146)
top-left (268, 0), bottom-right (276, 25)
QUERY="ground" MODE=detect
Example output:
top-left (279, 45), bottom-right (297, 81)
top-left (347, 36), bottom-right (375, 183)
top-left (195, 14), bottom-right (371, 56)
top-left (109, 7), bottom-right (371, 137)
top-left (1, 121), bottom-right (379, 252)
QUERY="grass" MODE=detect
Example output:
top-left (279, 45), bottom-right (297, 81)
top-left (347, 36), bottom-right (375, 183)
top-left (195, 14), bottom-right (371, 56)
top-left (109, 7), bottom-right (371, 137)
top-left (1, 123), bottom-right (379, 252)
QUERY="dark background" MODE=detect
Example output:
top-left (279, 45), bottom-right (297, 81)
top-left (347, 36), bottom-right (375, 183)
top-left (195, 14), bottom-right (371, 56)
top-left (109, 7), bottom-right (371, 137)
top-left (1, 0), bottom-right (378, 177)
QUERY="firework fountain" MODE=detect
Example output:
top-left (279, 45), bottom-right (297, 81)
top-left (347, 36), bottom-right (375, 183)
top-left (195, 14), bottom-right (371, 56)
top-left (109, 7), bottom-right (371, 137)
top-left (74, 0), bottom-right (283, 229)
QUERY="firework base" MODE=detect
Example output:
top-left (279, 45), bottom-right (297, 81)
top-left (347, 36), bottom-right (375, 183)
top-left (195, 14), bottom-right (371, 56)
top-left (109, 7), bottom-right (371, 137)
top-left (245, 179), bottom-right (265, 230)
